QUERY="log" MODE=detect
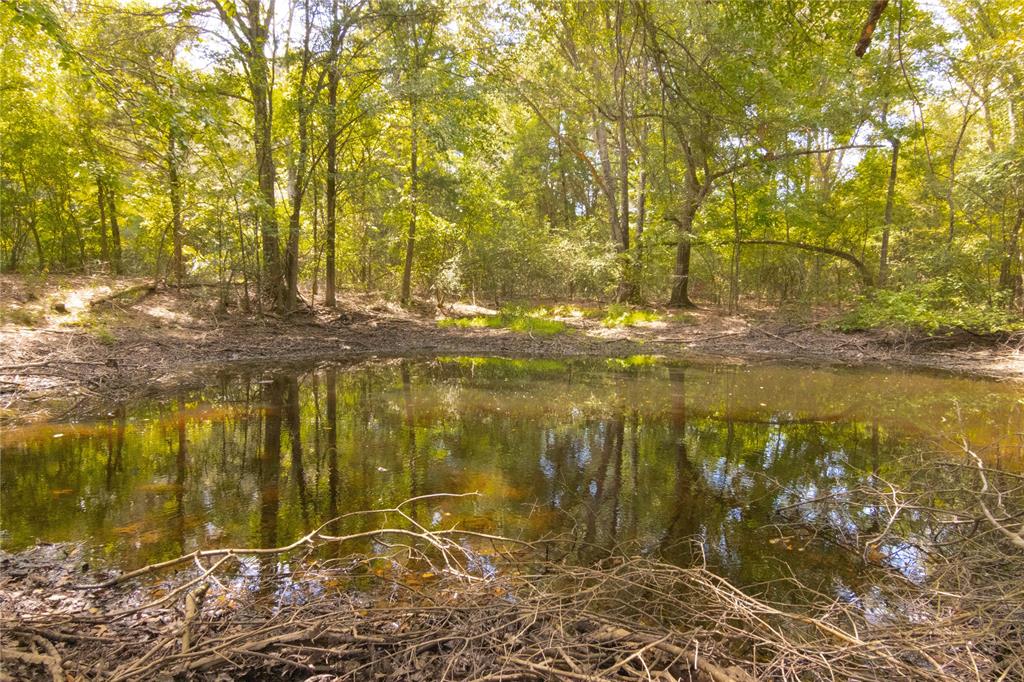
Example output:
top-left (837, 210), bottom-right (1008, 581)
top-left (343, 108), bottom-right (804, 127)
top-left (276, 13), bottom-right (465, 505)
top-left (89, 283), bottom-right (157, 307)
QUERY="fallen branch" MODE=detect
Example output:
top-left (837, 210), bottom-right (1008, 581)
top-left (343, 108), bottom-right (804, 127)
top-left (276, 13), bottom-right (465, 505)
top-left (88, 283), bottom-right (157, 307)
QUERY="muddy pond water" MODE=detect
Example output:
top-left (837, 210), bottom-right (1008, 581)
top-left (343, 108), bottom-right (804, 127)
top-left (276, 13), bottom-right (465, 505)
top-left (2, 356), bottom-right (1022, 595)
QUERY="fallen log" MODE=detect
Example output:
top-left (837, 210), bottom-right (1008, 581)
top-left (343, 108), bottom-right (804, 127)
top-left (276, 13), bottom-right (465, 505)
top-left (89, 283), bottom-right (157, 307)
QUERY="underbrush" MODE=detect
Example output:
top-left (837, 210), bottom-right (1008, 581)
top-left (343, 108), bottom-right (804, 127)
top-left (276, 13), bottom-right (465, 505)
top-left (838, 284), bottom-right (1024, 335)
top-left (438, 305), bottom-right (568, 335)
top-left (600, 303), bottom-right (663, 327)
top-left (0, 306), bottom-right (42, 326)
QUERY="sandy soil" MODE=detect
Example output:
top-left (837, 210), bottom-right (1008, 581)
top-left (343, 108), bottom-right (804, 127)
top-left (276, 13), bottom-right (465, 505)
top-left (2, 274), bottom-right (1022, 423)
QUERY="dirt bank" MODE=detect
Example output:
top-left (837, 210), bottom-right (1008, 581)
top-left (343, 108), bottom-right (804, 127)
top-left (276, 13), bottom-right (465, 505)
top-left (2, 274), bottom-right (1022, 423)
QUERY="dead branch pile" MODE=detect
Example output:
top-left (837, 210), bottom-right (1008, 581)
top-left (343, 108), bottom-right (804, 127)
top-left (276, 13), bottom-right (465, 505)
top-left (3, 465), bottom-right (1023, 682)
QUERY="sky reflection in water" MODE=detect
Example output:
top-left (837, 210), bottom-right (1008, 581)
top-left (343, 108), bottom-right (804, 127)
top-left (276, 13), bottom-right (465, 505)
top-left (2, 357), bottom-right (1022, 599)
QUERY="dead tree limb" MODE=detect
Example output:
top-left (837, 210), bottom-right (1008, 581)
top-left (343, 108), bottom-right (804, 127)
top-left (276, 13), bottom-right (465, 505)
top-left (855, 0), bottom-right (890, 57)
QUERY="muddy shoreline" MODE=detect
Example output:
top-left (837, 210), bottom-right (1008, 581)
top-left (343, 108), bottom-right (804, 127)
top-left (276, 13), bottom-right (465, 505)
top-left (2, 277), bottom-right (1022, 424)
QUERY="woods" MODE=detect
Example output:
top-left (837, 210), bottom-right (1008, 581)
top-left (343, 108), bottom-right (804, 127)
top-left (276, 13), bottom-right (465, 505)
top-left (1, 0), bottom-right (1021, 325)
top-left (3, 5), bottom-right (1024, 679)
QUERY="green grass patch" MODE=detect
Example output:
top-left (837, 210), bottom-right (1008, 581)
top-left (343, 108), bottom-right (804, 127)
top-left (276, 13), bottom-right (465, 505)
top-left (601, 304), bottom-right (663, 328)
top-left (438, 316), bottom-right (491, 329)
top-left (669, 312), bottom-right (698, 325)
top-left (438, 306), bottom-right (568, 336)
top-left (532, 304), bottom-right (586, 318)
top-left (0, 307), bottom-right (42, 326)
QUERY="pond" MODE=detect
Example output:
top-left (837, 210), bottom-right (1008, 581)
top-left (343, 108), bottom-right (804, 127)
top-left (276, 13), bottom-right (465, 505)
top-left (2, 356), bottom-right (1022, 597)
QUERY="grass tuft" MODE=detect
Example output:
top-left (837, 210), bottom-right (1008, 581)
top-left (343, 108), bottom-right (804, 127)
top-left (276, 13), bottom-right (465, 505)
top-left (601, 304), bottom-right (663, 328)
top-left (438, 306), bottom-right (568, 336)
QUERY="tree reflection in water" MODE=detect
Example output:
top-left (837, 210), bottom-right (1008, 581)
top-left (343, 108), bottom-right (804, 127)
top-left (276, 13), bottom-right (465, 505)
top-left (2, 357), bottom-right (1021, 598)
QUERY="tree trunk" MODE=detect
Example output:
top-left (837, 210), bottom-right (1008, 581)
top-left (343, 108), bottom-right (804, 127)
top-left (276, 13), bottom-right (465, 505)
top-left (612, 2), bottom-right (636, 303)
top-left (168, 127), bottom-right (185, 287)
top-left (737, 239), bottom-right (875, 288)
top-left (636, 164), bottom-right (646, 294)
top-left (401, 95), bottom-right (418, 306)
top-left (28, 215), bottom-right (44, 270)
top-left (728, 179), bottom-right (740, 312)
top-left (999, 207), bottom-right (1023, 305)
top-left (247, 6), bottom-right (283, 309)
top-left (668, 198), bottom-right (699, 308)
top-left (594, 118), bottom-right (623, 246)
top-left (325, 54), bottom-right (338, 308)
top-left (285, 107), bottom-right (309, 310)
top-left (616, 111), bottom-right (636, 302)
top-left (947, 108), bottom-right (970, 245)
top-left (20, 165), bottom-right (44, 269)
top-left (285, 11), bottom-right (316, 312)
top-left (96, 176), bottom-right (109, 266)
top-left (67, 196), bottom-right (86, 268)
top-left (107, 189), bottom-right (122, 274)
top-left (878, 138), bottom-right (899, 286)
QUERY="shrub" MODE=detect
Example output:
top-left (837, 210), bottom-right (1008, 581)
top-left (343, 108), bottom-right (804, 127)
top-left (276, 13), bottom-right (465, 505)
top-left (839, 283), bottom-right (1024, 334)
top-left (601, 304), bottom-right (663, 328)
top-left (438, 305), bottom-right (567, 336)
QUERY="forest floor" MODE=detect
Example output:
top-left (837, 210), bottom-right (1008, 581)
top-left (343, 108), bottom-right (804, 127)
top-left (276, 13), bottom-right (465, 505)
top-left (2, 273), bottom-right (1023, 423)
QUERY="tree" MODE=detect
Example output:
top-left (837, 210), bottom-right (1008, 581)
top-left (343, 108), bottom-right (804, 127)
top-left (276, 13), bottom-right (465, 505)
top-left (211, 0), bottom-right (284, 308)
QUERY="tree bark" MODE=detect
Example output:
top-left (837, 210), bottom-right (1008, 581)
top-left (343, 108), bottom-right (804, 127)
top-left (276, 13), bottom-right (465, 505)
top-left (20, 165), bottom-right (44, 269)
top-left (947, 107), bottom-right (971, 244)
top-left (878, 138), bottom-right (899, 286)
top-left (96, 175), bottom-right (109, 266)
top-left (107, 188), bottom-right (122, 275)
top-left (168, 126), bottom-right (185, 287)
top-left (999, 207), bottom-right (1023, 303)
top-left (324, 40), bottom-right (339, 308)
top-left (284, 6), bottom-right (316, 312)
top-left (854, 0), bottom-right (889, 57)
top-left (736, 239), bottom-right (875, 287)
top-left (728, 179), bottom-right (740, 312)
top-left (401, 94), bottom-right (418, 306)
top-left (612, 2), bottom-right (636, 303)
top-left (246, 0), bottom-right (283, 308)
top-left (594, 118), bottom-right (622, 246)
top-left (285, 109), bottom-right (309, 311)
top-left (668, 197), bottom-right (699, 308)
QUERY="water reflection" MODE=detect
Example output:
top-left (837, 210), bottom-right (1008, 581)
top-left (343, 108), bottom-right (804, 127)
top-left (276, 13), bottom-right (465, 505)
top-left (2, 357), bottom-right (1021, 594)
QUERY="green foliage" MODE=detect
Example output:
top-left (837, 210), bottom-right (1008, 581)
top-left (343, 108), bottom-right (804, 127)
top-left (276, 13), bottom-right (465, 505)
top-left (604, 354), bottom-right (660, 370)
top-left (0, 306), bottom-right (41, 326)
top-left (437, 306), bottom-right (568, 336)
top-left (601, 304), bottom-right (663, 328)
top-left (669, 312), bottom-right (698, 325)
top-left (1, 0), bottom-right (1021, 322)
top-left (839, 283), bottom-right (1024, 334)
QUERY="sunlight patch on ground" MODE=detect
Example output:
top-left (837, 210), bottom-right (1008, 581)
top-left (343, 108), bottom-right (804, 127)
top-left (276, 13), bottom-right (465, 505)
top-left (137, 303), bottom-right (193, 326)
